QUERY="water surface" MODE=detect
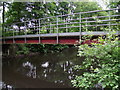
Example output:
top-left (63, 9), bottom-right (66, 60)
top-left (2, 47), bottom-right (83, 88)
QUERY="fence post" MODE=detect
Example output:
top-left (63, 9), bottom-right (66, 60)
top-left (39, 19), bottom-right (41, 43)
top-left (79, 13), bottom-right (82, 44)
top-left (56, 16), bottom-right (59, 44)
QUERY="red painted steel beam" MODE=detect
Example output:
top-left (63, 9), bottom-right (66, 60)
top-left (59, 39), bottom-right (79, 44)
top-left (3, 38), bottom-right (99, 45)
top-left (15, 40), bottom-right (25, 43)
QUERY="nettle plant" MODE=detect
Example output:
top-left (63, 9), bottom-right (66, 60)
top-left (71, 31), bottom-right (120, 89)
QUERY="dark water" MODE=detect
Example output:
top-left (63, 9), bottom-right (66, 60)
top-left (2, 47), bottom-right (83, 89)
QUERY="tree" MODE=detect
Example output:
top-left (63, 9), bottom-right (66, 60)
top-left (74, 2), bottom-right (101, 13)
top-left (109, 1), bottom-right (120, 9)
top-left (3, 1), bottom-right (104, 35)
top-left (6, 2), bottom-right (26, 24)
top-left (5, 2), bottom-right (71, 23)
top-left (71, 32), bottom-right (120, 89)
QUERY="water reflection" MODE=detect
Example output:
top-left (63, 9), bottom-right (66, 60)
top-left (23, 61), bottom-right (36, 78)
top-left (2, 82), bottom-right (13, 90)
top-left (41, 62), bottom-right (49, 68)
top-left (0, 81), bottom-right (3, 89)
top-left (3, 47), bottom-right (83, 88)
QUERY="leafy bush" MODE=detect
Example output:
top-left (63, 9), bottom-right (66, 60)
top-left (16, 44), bottom-right (29, 55)
top-left (71, 32), bottom-right (120, 89)
top-left (15, 44), bottom-right (69, 55)
top-left (27, 44), bottom-right (69, 53)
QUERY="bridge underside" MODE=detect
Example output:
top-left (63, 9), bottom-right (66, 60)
top-left (4, 37), bottom-right (78, 44)
top-left (3, 36), bottom-right (100, 45)
top-left (2, 31), bottom-right (120, 45)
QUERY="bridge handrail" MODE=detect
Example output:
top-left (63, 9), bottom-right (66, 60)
top-left (2, 7), bottom-right (120, 40)
top-left (2, 7), bottom-right (120, 44)
top-left (3, 8), bottom-right (119, 26)
top-left (3, 14), bottom-right (120, 27)
top-left (26, 19), bottom-right (119, 28)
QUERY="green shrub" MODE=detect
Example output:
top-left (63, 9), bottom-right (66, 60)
top-left (71, 32), bottom-right (120, 89)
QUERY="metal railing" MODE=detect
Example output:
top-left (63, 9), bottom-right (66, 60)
top-left (2, 8), bottom-right (120, 44)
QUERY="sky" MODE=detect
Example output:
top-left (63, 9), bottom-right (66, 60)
top-left (95, 0), bottom-right (109, 10)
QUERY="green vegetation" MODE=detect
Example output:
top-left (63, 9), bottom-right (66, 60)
top-left (2, 1), bottom-right (119, 37)
top-left (71, 2), bottom-right (120, 89)
top-left (2, 1), bottom-right (120, 89)
top-left (71, 32), bottom-right (120, 89)
top-left (16, 44), bottom-right (69, 55)
top-left (2, 1), bottom-right (103, 37)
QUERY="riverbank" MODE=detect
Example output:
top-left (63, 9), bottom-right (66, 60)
top-left (2, 44), bottom-right (75, 57)
top-left (2, 52), bottom-right (40, 59)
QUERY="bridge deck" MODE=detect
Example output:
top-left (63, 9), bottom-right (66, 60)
top-left (3, 31), bottom-right (120, 39)
top-left (2, 31), bottom-right (120, 45)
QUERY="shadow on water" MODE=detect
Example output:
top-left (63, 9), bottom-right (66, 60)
top-left (2, 47), bottom-right (84, 88)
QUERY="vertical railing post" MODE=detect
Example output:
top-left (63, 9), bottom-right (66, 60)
top-left (39, 19), bottom-right (41, 43)
top-left (86, 18), bottom-right (88, 31)
top-left (108, 10), bottom-right (111, 32)
top-left (96, 17), bottom-right (98, 31)
top-left (3, 25), bottom-right (5, 44)
top-left (66, 18), bottom-right (68, 32)
top-left (79, 13), bottom-right (82, 44)
top-left (34, 20), bottom-right (36, 32)
top-left (13, 26), bottom-right (15, 43)
top-left (56, 16), bottom-right (59, 44)
top-left (50, 22), bottom-right (51, 33)
top-left (24, 22), bottom-right (27, 43)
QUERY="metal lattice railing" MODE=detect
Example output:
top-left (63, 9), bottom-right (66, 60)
top-left (2, 8), bottom-right (120, 43)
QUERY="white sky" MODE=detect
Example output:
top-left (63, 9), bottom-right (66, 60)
top-left (95, 0), bottom-right (109, 10)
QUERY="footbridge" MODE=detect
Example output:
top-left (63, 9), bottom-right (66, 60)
top-left (2, 8), bottom-right (120, 44)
